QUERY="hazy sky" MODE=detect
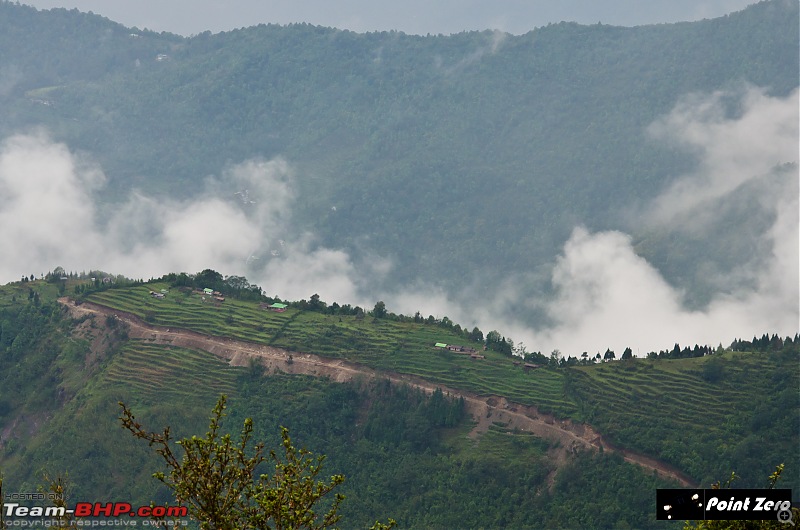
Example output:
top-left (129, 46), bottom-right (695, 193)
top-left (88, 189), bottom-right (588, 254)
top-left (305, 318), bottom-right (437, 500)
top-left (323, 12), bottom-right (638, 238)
top-left (20, 0), bottom-right (758, 36)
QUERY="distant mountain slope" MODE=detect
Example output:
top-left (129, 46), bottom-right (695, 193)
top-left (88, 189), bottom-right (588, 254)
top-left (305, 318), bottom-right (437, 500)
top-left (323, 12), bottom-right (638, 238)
top-left (0, 1), bottom-right (796, 294)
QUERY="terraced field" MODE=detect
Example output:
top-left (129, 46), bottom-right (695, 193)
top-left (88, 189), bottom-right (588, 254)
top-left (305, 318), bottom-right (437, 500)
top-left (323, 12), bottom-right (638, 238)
top-left (87, 285), bottom-right (579, 416)
top-left (566, 349), bottom-right (799, 487)
top-left (89, 284), bottom-right (287, 340)
top-left (82, 282), bottom-right (798, 489)
top-left (99, 341), bottom-right (242, 402)
top-left (570, 353), bottom-right (779, 431)
top-left (64, 296), bottom-right (699, 486)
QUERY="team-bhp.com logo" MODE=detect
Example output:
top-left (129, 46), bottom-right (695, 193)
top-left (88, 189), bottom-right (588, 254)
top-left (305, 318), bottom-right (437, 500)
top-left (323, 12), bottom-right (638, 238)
top-left (5, 502), bottom-right (187, 518)
top-left (2, 497), bottom-right (189, 527)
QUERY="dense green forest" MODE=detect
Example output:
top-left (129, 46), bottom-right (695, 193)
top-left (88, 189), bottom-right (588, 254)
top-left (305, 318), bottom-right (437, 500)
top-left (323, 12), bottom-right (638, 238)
top-left (0, 0), bottom-right (797, 309)
top-left (0, 277), bottom-right (796, 528)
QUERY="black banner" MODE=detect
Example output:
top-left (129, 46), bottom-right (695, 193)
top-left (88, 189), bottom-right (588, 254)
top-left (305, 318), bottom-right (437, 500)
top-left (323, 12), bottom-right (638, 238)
top-left (657, 489), bottom-right (793, 521)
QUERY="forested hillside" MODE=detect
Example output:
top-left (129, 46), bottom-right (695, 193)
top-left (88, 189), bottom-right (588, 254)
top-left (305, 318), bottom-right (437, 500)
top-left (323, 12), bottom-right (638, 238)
top-left (0, 0), bottom-right (796, 314)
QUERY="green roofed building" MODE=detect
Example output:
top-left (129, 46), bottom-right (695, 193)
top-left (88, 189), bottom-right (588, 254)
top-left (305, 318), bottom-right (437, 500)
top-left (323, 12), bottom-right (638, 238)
top-left (269, 303), bottom-right (288, 312)
top-left (203, 288), bottom-right (214, 295)
top-left (434, 343), bottom-right (447, 348)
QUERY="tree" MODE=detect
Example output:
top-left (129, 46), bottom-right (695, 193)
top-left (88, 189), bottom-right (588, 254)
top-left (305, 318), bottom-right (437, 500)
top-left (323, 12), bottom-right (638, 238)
top-left (702, 357), bottom-right (725, 383)
top-left (225, 275), bottom-right (251, 291)
top-left (47, 266), bottom-right (66, 283)
top-left (468, 326), bottom-right (483, 342)
top-left (549, 349), bottom-right (561, 367)
top-left (603, 348), bottom-right (616, 361)
top-left (119, 396), bottom-right (393, 530)
top-left (309, 293), bottom-right (325, 312)
top-left (621, 347), bottom-right (633, 360)
top-left (484, 331), bottom-right (512, 355)
top-left (372, 301), bottom-right (387, 319)
top-left (196, 269), bottom-right (224, 290)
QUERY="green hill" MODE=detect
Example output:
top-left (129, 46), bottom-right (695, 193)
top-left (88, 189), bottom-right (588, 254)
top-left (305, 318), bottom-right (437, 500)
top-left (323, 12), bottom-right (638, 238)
top-left (1, 275), bottom-right (795, 529)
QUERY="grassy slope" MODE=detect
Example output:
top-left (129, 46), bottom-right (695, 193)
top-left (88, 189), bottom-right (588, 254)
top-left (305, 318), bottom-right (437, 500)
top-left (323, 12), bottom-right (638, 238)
top-left (0, 279), bottom-right (795, 526)
top-left (0, 287), bottom-right (671, 527)
top-left (82, 282), bottom-right (799, 489)
top-left (88, 284), bottom-right (576, 415)
top-left (1, 336), bottom-right (241, 502)
top-left (569, 350), bottom-right (800, 489)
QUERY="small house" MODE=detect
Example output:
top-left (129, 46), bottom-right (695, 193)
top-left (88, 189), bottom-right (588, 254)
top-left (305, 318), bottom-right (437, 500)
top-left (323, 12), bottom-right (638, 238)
top-left (447, 345), bottom-right (478, 354)
top-left (203, 288), bottom-right (214, 295)
top-left (434, 343), bottom-right (448, 349)
top-left (268, 303), bottom-right (288, 312)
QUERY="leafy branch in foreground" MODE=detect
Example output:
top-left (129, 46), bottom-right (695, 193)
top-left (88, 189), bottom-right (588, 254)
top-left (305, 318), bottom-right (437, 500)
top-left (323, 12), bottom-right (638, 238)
top-left (119, 395), bottom-right (393, 529)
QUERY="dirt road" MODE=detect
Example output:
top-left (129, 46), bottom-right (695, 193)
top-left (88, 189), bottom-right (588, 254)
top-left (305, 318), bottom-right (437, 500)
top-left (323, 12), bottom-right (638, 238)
top-left (60, 297), bottom-right (697, 487)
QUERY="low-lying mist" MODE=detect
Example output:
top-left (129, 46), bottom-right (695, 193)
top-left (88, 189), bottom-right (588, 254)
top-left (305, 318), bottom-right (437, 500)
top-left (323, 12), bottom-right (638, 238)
top-left (0, 86), bottom-right (796, 356)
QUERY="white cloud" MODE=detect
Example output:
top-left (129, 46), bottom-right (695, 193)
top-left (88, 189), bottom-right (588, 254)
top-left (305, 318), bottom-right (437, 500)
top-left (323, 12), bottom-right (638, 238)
top-left (0, 132), bottom-right (396, 308)
top-left (382, 87), bottom-right (799, 356)
top-left (0, 131), bottom-right (104, 276)
top-left (0, 85), bottom-right (795, 358)
top-left (645, 86), bottom-right (798, 228)
top-left (506, 87), bottom-right (799, 355)
top-left (257, 235), bottom-right (363, 304)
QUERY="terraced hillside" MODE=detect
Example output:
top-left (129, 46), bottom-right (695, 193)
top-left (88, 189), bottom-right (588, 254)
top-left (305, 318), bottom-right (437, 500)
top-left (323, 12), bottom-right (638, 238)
top-left (0, 277), bottom-right (795, 528)
top-left (568, 349), bottom-right (800, 489)
top-left (87, 284), bottom-right (578, 416)
top-left (102, 342), bottom-right (239, 400)
top-left (78, 280), bottom-right (799, 491)
top-left (64, 296), bottom-right (696, 487)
